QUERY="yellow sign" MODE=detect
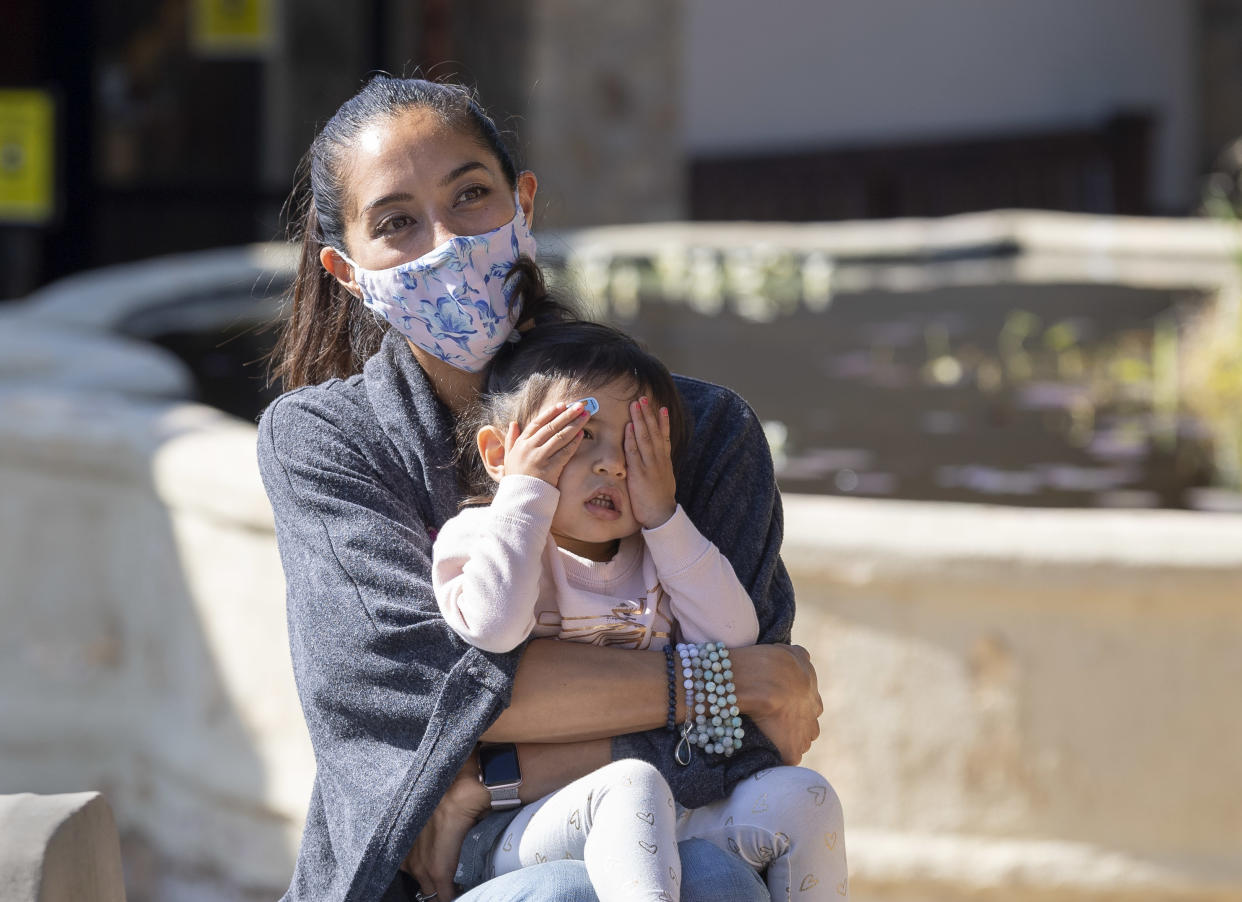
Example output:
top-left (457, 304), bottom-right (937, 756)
top-left (0, 90), bottom-right (55, 225)
top-left (191, 0), bottom-right (274, 56)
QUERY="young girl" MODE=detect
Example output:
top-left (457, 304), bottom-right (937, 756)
top-left (434, 320), bottom-right (848, 901)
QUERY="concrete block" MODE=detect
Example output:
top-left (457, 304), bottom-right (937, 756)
top-left (0, 792), bottom-right (126, 902)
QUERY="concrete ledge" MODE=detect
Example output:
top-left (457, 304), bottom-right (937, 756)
top-left (0, 318), bottom-right (193, 401)
top-left (16, 244), bottom-right (296, 334)
top-left (783, 493), bottom-right (1242, 576)
top-left (0, 793), bottom-right (126, 902)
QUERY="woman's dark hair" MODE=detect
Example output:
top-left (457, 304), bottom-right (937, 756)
top-left (456, 321), bottom-right (689, 503)
top-left (269, 76), bottom-right (567, 390)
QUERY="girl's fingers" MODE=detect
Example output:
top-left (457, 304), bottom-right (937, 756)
top-left (551, 428), bottom-right (586, 462)
top-left (640, 397), bottom-right (665, 456)
top-left (523, 400), bottom-right (586, 437)
top-left (628, 418), bottom-right (652, 472)
top-left (523, 402), bottom-right (587, 446)
top-left (631, 397), bottom-right (669, 466)
top-left (522, 401), bottom-right (567, 435)
top-left (629, 400), bottom-right (652, 465)
top-left (504, 421), bottom-right (520, 455)
top-left (524, 414), bottom-right (586, 470)
top-left (624, 421), bottom-right (639, 465)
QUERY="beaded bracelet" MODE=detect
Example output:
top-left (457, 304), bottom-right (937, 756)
top-left (675, 643), bottom-right (696, 765)
top-left (673, 640), bottom-right (744, 764)
top-left (662, 644), bottom-right (678, 735)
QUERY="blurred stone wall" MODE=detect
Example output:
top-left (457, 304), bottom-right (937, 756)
top-left (522, 0), bottom-right (684, 228)
top-left (259, 0), bottom-right (683, 231)
top-left (1199, 0), bottom-right (1242, 172)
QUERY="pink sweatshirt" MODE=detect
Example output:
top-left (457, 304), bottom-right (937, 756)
top-left (433, 475), bottom-right (761, 654)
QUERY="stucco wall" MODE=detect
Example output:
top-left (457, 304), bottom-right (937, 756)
top-left (789, 497), bottom-right (1242, 901)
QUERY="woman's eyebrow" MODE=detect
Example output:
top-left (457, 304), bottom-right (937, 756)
top-left (361, 191), bottom-right (412, 215)
top-left (440, 161), bottom-right (488, 186)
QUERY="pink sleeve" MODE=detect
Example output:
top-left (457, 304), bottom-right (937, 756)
top-left (432, 475), bottom-right (559, 653)
top-left (642, 506), bottom-right (761, 646)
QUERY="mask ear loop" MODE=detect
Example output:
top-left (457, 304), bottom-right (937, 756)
top-left (331, 248), bottom-right (359, 274)
top-left (330, 250), bottom-right (369, 305)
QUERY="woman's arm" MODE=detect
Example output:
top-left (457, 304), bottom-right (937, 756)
top-left (483, 639), bottom-right (821, 766)
top-left (403, 738), bottom-right (613, 900)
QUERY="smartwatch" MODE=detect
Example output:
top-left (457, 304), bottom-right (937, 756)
top-left (477, 743), bottom-right (522, 810)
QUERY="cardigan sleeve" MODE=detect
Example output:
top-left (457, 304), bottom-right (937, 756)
top-left (257, 387), bottom-right (518, 902)
top-left (612, 378), bottom-right (794, 808)
top-left (434, 476), bottom-right (559, 653)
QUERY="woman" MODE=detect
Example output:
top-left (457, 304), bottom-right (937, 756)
top-left (259, 76), bottom-right (822, 902)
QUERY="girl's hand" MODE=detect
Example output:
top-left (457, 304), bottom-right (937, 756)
top-left (403, 753), bottom-right (490, 901)
top-left (503, 401), bottom-right (590, 487)
top-left (624, 397), bottom-right (677, 528)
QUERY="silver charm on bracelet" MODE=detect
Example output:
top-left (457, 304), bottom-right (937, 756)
top-left (674, 717), bottom-right (695, 766)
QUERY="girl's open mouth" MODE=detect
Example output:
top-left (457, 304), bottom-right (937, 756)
top-left (585, 489), bottom-right (621, 518)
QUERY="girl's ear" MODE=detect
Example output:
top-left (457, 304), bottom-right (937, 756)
top-left (477, 425), bottom-right (508, 482)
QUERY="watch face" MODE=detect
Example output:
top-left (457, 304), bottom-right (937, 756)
top-left (479, 744), bottom-right (521, 786)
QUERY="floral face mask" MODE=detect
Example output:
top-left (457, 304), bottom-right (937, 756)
top-left (337, 193), bottom-right (537, 372)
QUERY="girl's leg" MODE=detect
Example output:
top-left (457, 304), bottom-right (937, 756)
top-left (459, 838), bottom-right (770, 902)
top-left (677, 766), bottom-right (847, 902)
top-left (489, 758), bottom-right (681, 902)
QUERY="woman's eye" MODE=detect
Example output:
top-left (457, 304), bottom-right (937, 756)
top-left (581, 428), bottom-right (594, 440)
top-left (376, 214), bottom-right (413, 235)
top-left (456, 184), bottom-right (489, 205)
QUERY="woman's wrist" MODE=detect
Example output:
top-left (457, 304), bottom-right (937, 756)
top-left (674, 641), bottom-right (744, 757)
top-left (728, 644), bottom-right (781, 719)
top-left (447, 749), bottom-right (491, 821)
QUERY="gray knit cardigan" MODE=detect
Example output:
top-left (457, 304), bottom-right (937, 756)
top-left (257, 330), bottom-right (796, 901)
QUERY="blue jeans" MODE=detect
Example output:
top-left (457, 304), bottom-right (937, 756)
top-left (455, 837), bottom-right (769, 902)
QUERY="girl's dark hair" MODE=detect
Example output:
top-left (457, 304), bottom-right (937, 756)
top-left (456, 321), bottom-right (688, 503)
top-left (269, 76), bottom-right (566, 389)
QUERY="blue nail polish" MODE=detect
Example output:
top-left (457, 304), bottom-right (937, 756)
top-left (577, 397), bottom-right (599, 415)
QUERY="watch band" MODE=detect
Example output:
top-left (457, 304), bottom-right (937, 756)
top-left (484, 781), bottom-right (522, 810)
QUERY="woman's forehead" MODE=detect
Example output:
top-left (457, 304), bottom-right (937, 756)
top-left (343, 108), bottom-right (499, 214)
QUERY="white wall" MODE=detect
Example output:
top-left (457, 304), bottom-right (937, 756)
top-left (684, 0), bottom-right (1197, 212)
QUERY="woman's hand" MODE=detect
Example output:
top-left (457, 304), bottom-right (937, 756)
top-left (403, 753), bottom-right (490, 901)
top-left (503, 401), bottom-right (590, 487)
top-left (624, 397), bottom-right (677, 528)
top-left (731, 644), bottom-right (822, 765)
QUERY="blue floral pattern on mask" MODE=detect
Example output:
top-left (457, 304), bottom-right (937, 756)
top-left (338, 192), bottom-right (536, 373)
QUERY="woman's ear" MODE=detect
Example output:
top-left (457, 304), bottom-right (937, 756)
top-left (320, 246), bottom-right (362, 298)
top-left (516, 171), bottom-right (538, 227)
top-left (477, 425), bottom-right (509, 481)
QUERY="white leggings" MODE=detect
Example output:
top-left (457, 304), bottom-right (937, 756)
top-left (488, 759), bottom-right (848, 902)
